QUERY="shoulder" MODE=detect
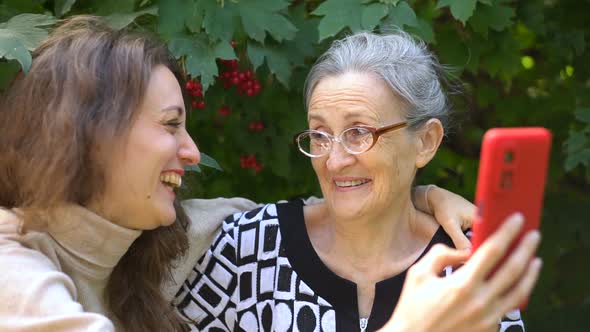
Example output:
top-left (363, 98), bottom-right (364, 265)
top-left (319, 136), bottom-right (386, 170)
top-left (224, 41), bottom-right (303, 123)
top-left (220, 202), bottom-right (288, 236)
top-left (0, 211), bottom-right (116, 331)
top-left (0, 208), bottom-right (23, 235)
top-left (0, 209), bottom-right (64, 286)
top-left (181, 197), bottom-right (259, 228)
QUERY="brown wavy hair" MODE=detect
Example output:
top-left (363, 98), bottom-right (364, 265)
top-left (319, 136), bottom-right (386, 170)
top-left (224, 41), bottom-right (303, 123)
top-left (0, 16), bottom-right (189, 331)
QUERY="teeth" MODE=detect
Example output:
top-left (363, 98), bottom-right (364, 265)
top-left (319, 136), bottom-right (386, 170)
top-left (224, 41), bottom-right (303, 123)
top-left (159, 172), bottom-right (182, 189)
top-left (335, 179), bottom-right (369, 187)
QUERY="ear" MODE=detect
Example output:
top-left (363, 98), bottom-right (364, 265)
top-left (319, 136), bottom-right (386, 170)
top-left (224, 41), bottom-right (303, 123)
top-left (414, 119), bottom-right (444, 168)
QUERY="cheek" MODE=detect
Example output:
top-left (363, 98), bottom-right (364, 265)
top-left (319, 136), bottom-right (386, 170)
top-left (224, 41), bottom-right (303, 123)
top-left (370, 140), bottom-right (414, 188)
top-left (311, 159), bottom-right (325, 178)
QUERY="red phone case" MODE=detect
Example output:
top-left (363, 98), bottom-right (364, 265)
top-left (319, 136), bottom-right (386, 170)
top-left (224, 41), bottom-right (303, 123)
top-left (471, 127), bottom-right (551, 309)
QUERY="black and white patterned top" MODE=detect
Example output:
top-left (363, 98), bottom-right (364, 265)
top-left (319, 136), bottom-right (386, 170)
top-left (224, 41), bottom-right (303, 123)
top-left (174, 200), bottom-right (525, 331)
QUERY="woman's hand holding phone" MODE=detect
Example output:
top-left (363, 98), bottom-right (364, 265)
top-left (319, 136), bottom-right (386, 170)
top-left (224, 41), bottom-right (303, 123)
top-left (380, 213), bottom-right (542, 332)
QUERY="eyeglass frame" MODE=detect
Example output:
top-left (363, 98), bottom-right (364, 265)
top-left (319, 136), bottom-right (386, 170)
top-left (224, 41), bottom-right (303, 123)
top-left (293, 121), bottom-right (408, 158)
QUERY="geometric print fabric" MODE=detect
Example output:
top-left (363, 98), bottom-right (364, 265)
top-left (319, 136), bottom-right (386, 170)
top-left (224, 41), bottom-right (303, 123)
top-left (175, 204), bottom-right (336, 331)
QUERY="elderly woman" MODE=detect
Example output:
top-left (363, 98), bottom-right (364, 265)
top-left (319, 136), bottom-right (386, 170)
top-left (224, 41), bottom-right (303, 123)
top-left (175, 31), bottom-right (529, 331)
top-left (0, 17), bottom-right (515, 332)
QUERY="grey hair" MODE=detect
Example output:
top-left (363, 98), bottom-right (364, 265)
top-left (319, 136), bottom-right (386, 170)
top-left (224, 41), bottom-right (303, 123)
top-left (304, 30), bottom-right (452, 131)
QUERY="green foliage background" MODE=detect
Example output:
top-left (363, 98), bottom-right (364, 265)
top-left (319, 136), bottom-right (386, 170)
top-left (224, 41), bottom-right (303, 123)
top-left (1, 0), bottom-right (588, 329)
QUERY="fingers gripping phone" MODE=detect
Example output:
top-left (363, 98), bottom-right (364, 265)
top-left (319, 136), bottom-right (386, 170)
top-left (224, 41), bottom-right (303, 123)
top-left (471, 128), bottom-right (551, 307)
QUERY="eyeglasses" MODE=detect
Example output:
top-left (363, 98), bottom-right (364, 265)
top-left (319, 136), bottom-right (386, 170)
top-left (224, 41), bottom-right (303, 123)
top-left (293, 121), bottom-right (408, 158)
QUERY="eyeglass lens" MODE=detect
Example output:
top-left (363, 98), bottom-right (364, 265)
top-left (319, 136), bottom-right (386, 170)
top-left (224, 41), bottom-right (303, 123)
top-left (298, 127), bottom-right (374, 156)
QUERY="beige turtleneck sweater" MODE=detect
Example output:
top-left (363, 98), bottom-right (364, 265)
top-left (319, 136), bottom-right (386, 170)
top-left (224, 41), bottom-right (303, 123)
top-left (0, 197), bottom-right (258, 331)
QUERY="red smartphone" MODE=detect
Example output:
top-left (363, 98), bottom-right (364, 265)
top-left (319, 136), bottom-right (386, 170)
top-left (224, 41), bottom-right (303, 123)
top-left (471, 127), bottom-right (551, 308)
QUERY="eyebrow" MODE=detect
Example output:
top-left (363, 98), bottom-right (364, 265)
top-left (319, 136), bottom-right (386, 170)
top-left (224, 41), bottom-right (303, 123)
top-left (308, 111), bottom-right (378, 123)
top-left (161, 105), bottom-right (185, 117)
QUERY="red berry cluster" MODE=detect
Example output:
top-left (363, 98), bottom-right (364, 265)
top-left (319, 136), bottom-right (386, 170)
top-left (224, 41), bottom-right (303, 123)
top-left (240, 154), bottom-right (263, 173)
top-left (186, 79), bottom-right (205, 109)
top-left (248, 121), bottom-right (265, 132)
top-left (217, 59), bottom-right (262, 97)
top-left (217, 105), bottom-right (231, 117)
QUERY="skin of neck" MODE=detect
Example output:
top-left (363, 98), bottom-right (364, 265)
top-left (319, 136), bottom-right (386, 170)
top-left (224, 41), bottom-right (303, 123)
top-left (306, 190), bottom-right (436, 282)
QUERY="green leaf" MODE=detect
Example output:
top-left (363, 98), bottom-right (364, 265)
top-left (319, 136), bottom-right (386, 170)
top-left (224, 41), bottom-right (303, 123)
top-left (380, 1), bottom-right (418, 30)
top-left (168, 33), bottom-right (236, 90)
top-left (361, 3), bottom-right (389, 31)
top-left (55, 0), bottom-right (77, 17)
top-left (313, 0), bottom-right (364, 41)
top-left (468, 2), bottom-right (514, 37)
top-left (200, 152), bottom-right (223, 171)
top-left (575, 107), bottom-right (590, 124)
top-left (93, 0), bottom-right (135, 15)
top-left (237, 0), bottom-right (297, 42)
top-left (0, 13), bottom-right (55, 72)
top-left (0, 14), bottom-right (56, 50)
top-left (104, 6), bottom-right (158, 30)
top-left (0, 33), bottom-right (31, 72)
top-left (1, 0), bottom-right (45, 14)
top-left (435, 25), bottom-right (469, 70)
top-left (564, 129), bottom-right (590, 171)
top-left (284, 4), bottom-right (319, 61)
top-left (247, 42), bottom-right (291, 87)
top-left (186, 1), bottom-right (205, 33)
top-left (158, 0), bottom-right (193, 36)
top-left (405, 18), bottom-right (435, 43)
top-left (437, 0), bottom-right (477, 24)
top-left (0, 60), bottom-right (20, 90)
top-left (479, 31), bottom-right (522, 78)
top-left (201, 0), bottom-right (237, 41)
top-left (184, 164), bottom-right (202, 173)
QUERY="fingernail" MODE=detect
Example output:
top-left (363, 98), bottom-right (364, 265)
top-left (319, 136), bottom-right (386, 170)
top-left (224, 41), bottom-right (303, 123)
top-left (526, 230), bottom-right (541, 244)
top-left (532, 257), bottom-right (543, 271)
top-left (508, 213), bottom-right (524, 228)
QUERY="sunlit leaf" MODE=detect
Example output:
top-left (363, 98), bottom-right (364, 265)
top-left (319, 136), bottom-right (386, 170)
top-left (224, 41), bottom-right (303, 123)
top-left (55, 0), bottom-right (76, 17)
top-left (0, 14), bottom-right (55, 72)
top-left (200, 152), bottom-right (223, 171)
top-left (184, 164), bottom-right (202, 173)
top-left (0, 32), bottom-right (30, 71)
top-left (0, 13), bottom-right (56, 50)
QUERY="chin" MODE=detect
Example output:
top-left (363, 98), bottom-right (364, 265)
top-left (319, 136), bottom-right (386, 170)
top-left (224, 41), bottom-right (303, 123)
top-left (159, 210), bottom-right (177, 227)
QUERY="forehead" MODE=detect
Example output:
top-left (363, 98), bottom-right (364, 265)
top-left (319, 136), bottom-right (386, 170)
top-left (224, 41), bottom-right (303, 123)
top-left (140, 65), bottom-right (184, 116)
top-left (308, 71), bottom-right (406, 123)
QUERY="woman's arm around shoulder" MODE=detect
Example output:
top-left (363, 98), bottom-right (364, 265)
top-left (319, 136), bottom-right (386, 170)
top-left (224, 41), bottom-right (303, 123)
top-left (164, 197), bottom-right (259, 300)
top-left (174, 206), bottom-right (246, 331)
top-left (0, 209), bottom-right (114, 332)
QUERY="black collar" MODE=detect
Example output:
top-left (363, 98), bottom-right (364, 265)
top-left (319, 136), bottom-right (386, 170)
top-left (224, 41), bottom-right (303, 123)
top-left (277, 200), bottom-right (454, 331)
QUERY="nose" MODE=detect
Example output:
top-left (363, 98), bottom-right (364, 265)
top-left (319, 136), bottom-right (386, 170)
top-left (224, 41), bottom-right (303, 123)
top-left (178, 130), bottom-right (201, 166)
top-left (325, 141), bottom-right (355, 172)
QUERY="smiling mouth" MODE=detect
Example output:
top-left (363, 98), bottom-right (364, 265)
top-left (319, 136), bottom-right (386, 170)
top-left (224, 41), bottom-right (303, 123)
top-left (160, 172), bottom-right (182, 190)
top-left (334, 179), bottom-right (371, 188)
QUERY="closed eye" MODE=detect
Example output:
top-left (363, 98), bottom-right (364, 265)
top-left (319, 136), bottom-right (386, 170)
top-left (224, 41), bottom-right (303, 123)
top-left (166, 121), bottom-right (183, 129)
